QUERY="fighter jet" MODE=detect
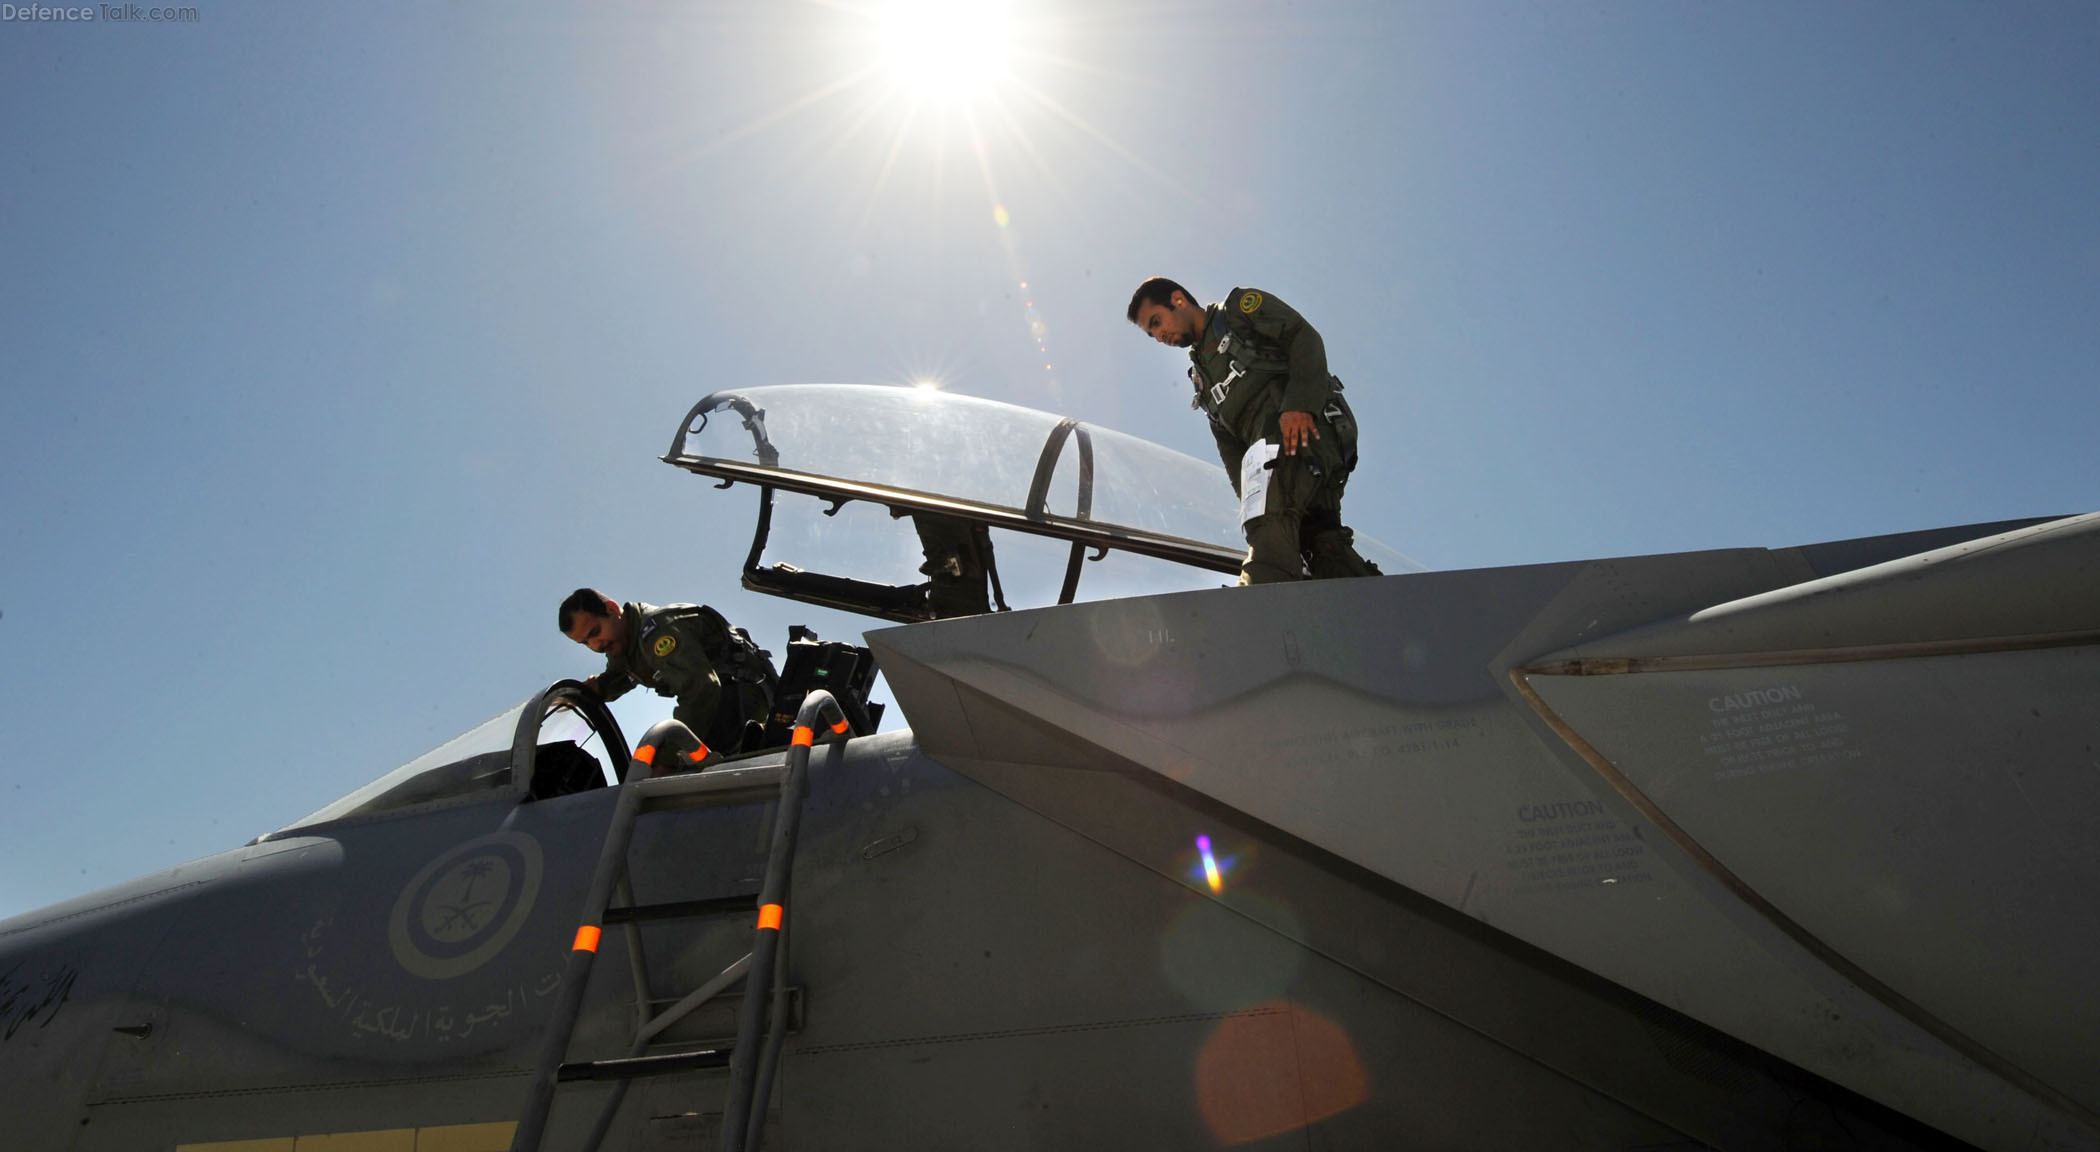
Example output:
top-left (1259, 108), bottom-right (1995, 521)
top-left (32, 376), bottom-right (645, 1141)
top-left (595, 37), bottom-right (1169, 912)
top-left (2, 382), bottom-right (2093, 1152)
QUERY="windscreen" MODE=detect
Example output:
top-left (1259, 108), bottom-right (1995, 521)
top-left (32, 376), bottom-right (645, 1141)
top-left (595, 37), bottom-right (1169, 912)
top-left (278, 701), bottom-right (528, 831)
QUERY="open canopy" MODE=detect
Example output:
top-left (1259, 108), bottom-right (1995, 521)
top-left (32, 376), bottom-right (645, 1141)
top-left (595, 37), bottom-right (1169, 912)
top-left (663, 383), bottom-right (1416, 620)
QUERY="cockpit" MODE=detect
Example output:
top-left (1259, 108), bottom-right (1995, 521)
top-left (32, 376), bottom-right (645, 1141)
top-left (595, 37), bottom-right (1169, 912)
top-left (266, 386), bottom-right (1414, 839)
top-left (267, 681), bottom-right (631, 836)
top-left (663, 384), bottom-right (1418, 621)
top-left (265, 627), bottom-right (883, 839)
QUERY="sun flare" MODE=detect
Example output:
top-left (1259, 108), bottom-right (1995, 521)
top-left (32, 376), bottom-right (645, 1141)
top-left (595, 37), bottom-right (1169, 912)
top-left (871, 0), bottom-right (1018, 104)
top-left (679, 1), bottom-right (1185, 400)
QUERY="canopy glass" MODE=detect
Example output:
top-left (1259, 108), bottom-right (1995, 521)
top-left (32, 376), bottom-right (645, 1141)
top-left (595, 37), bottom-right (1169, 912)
top-left (664, 384), bottom-right (1417, 601)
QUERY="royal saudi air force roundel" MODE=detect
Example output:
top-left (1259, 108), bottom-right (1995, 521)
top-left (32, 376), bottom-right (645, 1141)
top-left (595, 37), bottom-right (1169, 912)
top-left (1238, 291), bottom-right (1263, 314)
top-left (652, 634), bottom-right (677, 658)
top-left (388, 831), bottom-right (544, 980)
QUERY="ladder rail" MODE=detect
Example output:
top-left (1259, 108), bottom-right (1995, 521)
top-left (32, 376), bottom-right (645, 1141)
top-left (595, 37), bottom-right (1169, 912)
top-left (741, 921), bottom-right (795, 1152)
top-left (719, 690), bottom-right (850, 1152)
top-left (510, 745), bottom-right (656, 1152)
top-left (565, 872), bottom-right (654, 1152)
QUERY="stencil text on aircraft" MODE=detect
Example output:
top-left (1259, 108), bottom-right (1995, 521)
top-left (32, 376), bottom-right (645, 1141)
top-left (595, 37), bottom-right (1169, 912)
top-left (1698, 685), bottom-right (1858, 779)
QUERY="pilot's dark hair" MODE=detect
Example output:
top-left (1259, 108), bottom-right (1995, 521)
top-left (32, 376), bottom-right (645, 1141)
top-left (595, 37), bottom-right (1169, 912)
top-left (1126, 277), bottom-right (1195, 324)
top-left (558, 588), bottom-right (615, 633)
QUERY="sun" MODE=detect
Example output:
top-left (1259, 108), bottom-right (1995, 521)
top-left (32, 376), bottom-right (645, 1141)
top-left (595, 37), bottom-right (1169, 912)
top-left (870, 0), bottom-right (1018, 105)
top-left (678, 1), bottom-right (1189, 401)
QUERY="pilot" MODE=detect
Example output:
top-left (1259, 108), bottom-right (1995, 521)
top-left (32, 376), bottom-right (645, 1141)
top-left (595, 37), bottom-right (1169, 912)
top-left (558, 589), bottom-right (780, 762)
top-left (1126, 278), bottom-right (1380, 584)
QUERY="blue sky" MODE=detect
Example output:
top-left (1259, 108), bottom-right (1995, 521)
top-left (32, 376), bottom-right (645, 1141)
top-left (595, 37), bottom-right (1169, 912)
top-left (3, 1), bottom-right (2095, 920)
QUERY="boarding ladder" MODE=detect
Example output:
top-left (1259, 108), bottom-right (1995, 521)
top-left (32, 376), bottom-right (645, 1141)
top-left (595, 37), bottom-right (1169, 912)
top-left (510, 690), bottom-right (854, 1152)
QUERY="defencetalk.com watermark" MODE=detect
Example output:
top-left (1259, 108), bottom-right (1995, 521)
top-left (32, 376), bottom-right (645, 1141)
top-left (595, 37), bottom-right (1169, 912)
top-left (3, 4), bottom-right (199, 20)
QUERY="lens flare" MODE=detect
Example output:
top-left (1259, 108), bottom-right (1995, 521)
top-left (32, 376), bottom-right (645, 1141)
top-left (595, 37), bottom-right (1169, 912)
top-left (1196, 1000), bottom-right (1368, 1144)
top-left (1196, 834), bottom-right (1224, 894)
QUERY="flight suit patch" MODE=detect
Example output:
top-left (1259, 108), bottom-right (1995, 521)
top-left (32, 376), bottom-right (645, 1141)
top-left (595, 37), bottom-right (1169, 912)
top-left (1237, 290), bottom-right (1263, 314)
top-left (652, 634), bottom-right (677, 658)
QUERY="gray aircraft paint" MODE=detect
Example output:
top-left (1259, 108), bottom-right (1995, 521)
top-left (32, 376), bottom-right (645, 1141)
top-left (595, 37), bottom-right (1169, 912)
top-left (0, 517), bottom-right (2075, 1149)
top-left (1, 383), bottom-right (2087, 1150)
top-left (866, 514), bottom-right (2100, 1152)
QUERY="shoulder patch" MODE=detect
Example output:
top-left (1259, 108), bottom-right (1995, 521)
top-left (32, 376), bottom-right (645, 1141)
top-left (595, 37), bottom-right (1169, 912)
top-left (1237, 290), bottom-right (1263, 314)
top-left (652, 634), bottom-right (677, 659)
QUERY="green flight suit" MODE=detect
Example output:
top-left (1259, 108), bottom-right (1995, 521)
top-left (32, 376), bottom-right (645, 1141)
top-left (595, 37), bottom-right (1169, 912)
top-left (595, 602), bottom-right (778, 757)
top-left (1185, 287), bottom-right (1379, 584)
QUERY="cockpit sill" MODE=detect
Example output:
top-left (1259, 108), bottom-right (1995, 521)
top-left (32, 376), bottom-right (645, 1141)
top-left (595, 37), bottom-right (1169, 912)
top-left (250, 680), bottom-right (792, 845)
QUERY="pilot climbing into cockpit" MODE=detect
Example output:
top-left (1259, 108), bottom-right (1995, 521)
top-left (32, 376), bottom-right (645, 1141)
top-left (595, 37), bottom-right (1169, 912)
top-left (558, 589), bottom-right (780, 767)
top-left (1127, 277), bottom-right (1381, 585)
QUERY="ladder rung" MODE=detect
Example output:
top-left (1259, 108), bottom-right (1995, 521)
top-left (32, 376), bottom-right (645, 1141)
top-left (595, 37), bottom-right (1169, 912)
top-left (634, 763), bottom-right (785, 803)
top-left (557, 1048), bottom-right (732, 1082)
top-left (604, 894), bottom-right (761, 925)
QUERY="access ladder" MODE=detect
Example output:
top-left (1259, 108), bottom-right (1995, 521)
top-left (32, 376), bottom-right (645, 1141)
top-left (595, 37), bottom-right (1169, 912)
top-left (509, 691), bottom-right (854, 1152)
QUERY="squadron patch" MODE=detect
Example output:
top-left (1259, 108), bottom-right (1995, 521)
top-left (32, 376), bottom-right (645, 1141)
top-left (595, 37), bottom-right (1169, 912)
top-left (652, 634), bottom-right (678, 658)
top-left (1237, 290), bottom-right (1264, 314)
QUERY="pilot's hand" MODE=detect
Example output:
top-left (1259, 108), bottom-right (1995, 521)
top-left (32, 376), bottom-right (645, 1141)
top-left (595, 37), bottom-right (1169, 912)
top-left (581, 674), bottom-right (603, 698)
top-left (1279, 410), bottom-right (1319, 455)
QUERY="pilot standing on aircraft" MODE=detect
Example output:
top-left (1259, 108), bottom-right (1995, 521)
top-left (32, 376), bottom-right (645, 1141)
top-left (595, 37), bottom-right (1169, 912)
top-left (558, 589), bottom-right (780, 760)
top-left (1126, 277), bottom-right (1380, 584)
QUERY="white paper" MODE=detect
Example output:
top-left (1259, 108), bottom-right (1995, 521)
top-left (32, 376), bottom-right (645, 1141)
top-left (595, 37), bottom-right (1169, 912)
top-left (1239, 439), bottom-right (1280, 525)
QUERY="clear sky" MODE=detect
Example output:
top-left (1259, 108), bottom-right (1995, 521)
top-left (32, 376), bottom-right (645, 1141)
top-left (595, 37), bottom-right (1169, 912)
top-left (3, 1), bottom-right (2095, 920)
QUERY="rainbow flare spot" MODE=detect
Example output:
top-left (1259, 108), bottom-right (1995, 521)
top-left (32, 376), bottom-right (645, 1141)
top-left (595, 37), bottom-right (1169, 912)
top-left (1196, 835), bottom-right (1224, 894)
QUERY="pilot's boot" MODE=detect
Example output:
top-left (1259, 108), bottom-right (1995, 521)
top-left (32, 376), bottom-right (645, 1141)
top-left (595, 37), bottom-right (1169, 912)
top-left (1240, 510), bottom-right (1309, 584)
top-left (1306, 526), bottom-right (1380, 579)
top-left (1300, 471), bottom-right (1379, 580)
